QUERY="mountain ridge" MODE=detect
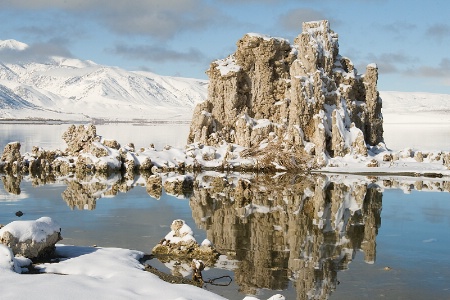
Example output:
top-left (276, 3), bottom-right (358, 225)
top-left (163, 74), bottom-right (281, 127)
top-left (0, 40), bottom-right (207, 122)
top-left (1, 39), bottom-right (449, 123)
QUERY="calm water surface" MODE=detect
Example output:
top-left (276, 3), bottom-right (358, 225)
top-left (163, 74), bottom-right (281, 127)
top-left (1, 123), bottom-right (449, 300)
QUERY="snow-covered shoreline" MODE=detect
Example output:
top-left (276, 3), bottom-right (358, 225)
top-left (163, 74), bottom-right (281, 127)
top-left (0, 243), bottom-right (228, 300)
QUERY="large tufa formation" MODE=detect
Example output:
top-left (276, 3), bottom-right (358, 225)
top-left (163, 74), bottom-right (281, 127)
top-left (188, 20), bottom-right (383, 167)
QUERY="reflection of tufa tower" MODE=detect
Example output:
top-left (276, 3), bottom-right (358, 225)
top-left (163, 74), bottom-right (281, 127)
top-left (190, 174), bottom-right (382, 299)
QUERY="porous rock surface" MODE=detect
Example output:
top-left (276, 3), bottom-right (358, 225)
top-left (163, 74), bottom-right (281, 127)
top-left (188, 20), bottom-right (383, 167)
top-left (0, 142), bottom-right (22, 172)
top-left (152, 219), bottom-right (219, 266)
top-left (0, 217), bottom-right (62, 259)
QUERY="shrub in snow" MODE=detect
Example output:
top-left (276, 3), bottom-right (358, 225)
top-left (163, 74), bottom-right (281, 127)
top-left (0, 216), bottom-right (62, 259)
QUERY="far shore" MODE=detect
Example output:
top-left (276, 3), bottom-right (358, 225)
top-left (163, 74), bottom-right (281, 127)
top-left (0, 118), bottom-right (191, 125)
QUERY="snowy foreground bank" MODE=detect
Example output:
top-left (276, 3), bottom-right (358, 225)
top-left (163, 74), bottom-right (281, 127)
top-left (0, 243), bottom-right (225, 300)
top-left (0, 218), bottom-right (283, 300)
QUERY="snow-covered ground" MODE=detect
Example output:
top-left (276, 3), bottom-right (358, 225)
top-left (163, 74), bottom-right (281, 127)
top-left (0, 216), bottom-right (284, 300)
top-left (381, 91), bottom-right (450, 124)
top-left (0, 243), bottom-right (226, 300)
top-left (381, 91), bottom-right (450, 151)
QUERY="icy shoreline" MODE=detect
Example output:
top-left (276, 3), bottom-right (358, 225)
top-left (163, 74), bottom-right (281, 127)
top-left (1, 124), bottom-right (449, 178)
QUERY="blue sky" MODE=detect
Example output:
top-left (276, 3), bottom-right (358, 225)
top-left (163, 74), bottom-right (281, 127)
top-left (1, 0), bottom-right (449, 94)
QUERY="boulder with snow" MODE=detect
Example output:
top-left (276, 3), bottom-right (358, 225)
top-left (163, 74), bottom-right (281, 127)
top-left (188, 20), bottom-right (383, 169)
top-left (0, 217), bottom-right (62, 259)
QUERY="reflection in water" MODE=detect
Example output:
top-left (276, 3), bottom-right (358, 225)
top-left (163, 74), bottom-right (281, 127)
top-left (189, 174), bottom-right (382, 299)
top-left (1, 171), bottom-right (450, 299)
top-left (1, 174), bottom-right (22, 195)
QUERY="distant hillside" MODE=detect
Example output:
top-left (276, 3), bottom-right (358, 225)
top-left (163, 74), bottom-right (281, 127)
top-left (0, 39), bottom-right (207, 122)
top-left (380, 91), bottom-right (450, 124)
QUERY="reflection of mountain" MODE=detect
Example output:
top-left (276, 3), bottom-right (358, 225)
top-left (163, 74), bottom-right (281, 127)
top-left (189, 174), bottom-right (382, 298)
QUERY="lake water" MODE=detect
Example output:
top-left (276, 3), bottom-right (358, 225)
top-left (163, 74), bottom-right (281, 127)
top-left (1, 123), bottom-right (450, 300)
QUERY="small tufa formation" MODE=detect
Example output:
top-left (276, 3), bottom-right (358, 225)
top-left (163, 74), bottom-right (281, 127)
top-left (0, 217), bottom-right (62, 259)
top-left (62, 124), bottom-right (99, 154)
top-left (152, 219), bottom-right (219, 266)
top-left (0, 142), bottom-right (22, 173)
top-left (188, 20), bottom-right (383, 167)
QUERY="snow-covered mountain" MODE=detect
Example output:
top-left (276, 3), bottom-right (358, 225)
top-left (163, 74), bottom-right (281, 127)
top-left (0, 39), bottom-right (28, 51)
top-left (0, 39), bottom-right (207, 122)
top-left (1, 39), bottom-right (450, 124)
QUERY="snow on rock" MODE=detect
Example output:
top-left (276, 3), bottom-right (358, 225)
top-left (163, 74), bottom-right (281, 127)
top-left (165, 219), bottom-right (196, 244)
top-left (152, 220), bottom-right (219, 266)
top-left (0, 216), bottom-right (62, 258)
top-left (322, 143), bottom-right (450, 176)
top-left (0, 244), bottom-right (22, 273)
top-left (188, 20), bottom-right (383, 169)
top-left (2, 123), bottom-right (450, 177)
top-left (200, 239), bottom-right (212, 247)
top-left (243, 294), bottom-right (285, 300)
top-left (214, 55), bottom-right (241, 76)
top-left (0, 216), bottom-right (60, 243)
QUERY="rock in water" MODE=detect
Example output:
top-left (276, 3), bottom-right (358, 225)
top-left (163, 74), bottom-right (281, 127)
top-left (188, 20), bottom-right (383, 168)
top-left (0, 141), bottom-right (22, 173)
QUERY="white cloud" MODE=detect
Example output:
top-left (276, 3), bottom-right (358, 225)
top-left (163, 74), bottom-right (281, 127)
top-left (365, 52), bottom-right (416, 74)
top-left (0, 40), bottom-right (73, 64)
top-left (111, 44), bottom-right (206, 64)
top-left (0, 0), bottom-right (223, 39)
top-left (277, 8), bottom-right (334, 33)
